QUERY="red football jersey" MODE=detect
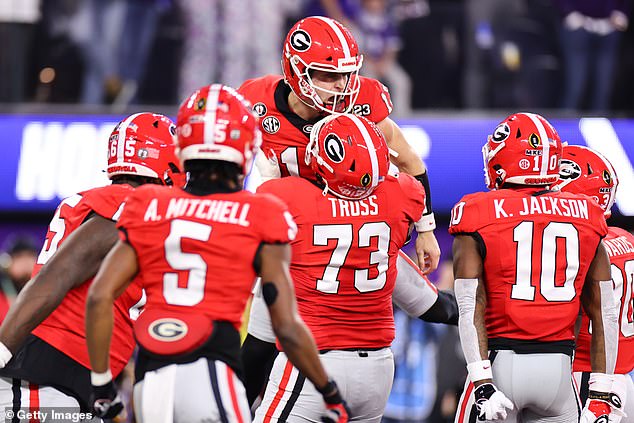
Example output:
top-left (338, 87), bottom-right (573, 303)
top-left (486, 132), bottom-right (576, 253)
top-left (238, 75), bottom-right (393, 180)
top-left (117, 185), bottom-right (295, 331)
top-left (31, 184), bottom-right (144, 377)
top-left (258, 173), bottom-right (424, 350)
top-left (449, 188), bottom-right (608, 342)
top-left (574, 226), bottom-right (634, 373)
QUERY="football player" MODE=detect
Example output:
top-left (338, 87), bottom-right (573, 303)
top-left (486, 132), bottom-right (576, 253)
top-left (85, 84), bottom-right (349, 423)
top-left (239, 16), bottom-right (457, 404)
top-left (556, 145), bottom-right (632, 423)
top-left (251, 113), bottom-right (432, 422)
top-left (0, 113), bottom-right (182, 417)
top-left (239, 16), bottom-right (439, 271)
top-left (450, 113), bottom-right (618, 422)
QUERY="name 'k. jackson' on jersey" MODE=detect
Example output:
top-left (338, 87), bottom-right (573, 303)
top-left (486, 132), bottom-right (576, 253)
top-left (257, 173), bottom-right (425, 350)
top-left (575, 226), bottom-right (634, 373)
top-left (448, 188), bottom-right (608, 344)
top-left (31, 184), bottom-right (144, 377)
top-left (238, 75), bottom-right (393, 180)
top-left (117, 185), bottom-right (295, 331)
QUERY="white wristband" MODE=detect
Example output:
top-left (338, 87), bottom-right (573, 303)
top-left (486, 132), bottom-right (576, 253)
top-left (467, 359), bottom-right (493, 383)
top-left (0, 342), bottom-right (12, 368)
top-left (91, 370), bottom-right (113, 386)
top-left (415, 212), bottom-right (436, 232)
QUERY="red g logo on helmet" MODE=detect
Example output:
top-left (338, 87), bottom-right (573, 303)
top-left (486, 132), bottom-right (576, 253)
top-left (554, 145), bottom-right (619, 215)
top-left (306, 114), bottom-right (389, 200)
top-left (176, 84), bottom-right (261, 175)
top-left (107, 113), bottom-right (182, 185)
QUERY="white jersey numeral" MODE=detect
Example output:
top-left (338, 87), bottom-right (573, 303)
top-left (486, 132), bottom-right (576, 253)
top-left (163, 219), bottom-right (212, 306)
top-left (510, 221), bottom-right (579, 302)
top-left (313, 222), bottom-right (391, 294)
top-left (614, 260), bottom-right (634, 337)
top-left (37, 194), bottom-right (83, 264)
top-left (280, 147), bottom-right (300, 177)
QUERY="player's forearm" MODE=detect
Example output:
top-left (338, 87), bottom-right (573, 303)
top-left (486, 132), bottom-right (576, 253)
top-left (275, 318), bottom-right (329, 390)
top-left (392, 144), bottom-right (426, 176)
top-left (85, 293), bottom-right (115, 373)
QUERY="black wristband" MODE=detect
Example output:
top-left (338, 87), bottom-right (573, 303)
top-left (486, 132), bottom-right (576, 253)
top-left (317, 379), bottom-right (343, 404)
top-left (414, 172), bottom-right (433, 216)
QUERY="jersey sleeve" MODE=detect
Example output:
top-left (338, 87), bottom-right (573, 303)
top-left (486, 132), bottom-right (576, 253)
top-left (81, 185), bottom-right (131, 221)
top-left (115, 190), bottom-right (146, 249)
top-left (360, 77), bottom-right (393, 123)
top-left (253, 190), bottom-right (296, 245)
top-left (448, 193), bottom-right (486, 235)
top-left (396, 173), bottom-right (426, 223)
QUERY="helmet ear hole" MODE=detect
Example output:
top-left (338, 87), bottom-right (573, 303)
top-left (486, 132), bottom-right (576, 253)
top-left (348, 160), bottom-right (355, 172)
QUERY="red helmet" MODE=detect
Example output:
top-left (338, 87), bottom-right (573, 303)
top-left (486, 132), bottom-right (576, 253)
top-left (482, 112), bottom-right (563, 190)
top-left (306, 114), bottom-right (389, 200)
top-left (107, 113), bottom-right (181, 185)
top-left (176, 84), bottom-right (261, 175)
top-left (282, 16), bottom-right (363, 114)
top-left (554, 145), bottom-right (619, 215)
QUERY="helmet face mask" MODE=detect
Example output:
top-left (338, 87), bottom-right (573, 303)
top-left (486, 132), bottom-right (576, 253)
top-left (306, 114), bottom-right (389, 200)
top-left (482, 113), bottom-right (563, 190)
top-left (554, 145), bottom-right (619, 216)
top-left (176, 84), bottom-right (261, 176)
top-left (282, 16), bottom-right (363, 114)
top-left (107, 113), bottom-right (181, 185)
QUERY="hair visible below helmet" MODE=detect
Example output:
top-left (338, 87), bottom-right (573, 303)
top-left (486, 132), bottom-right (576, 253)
top-left (282, 16), bottom-right (363, 114)
top-left (306, 113), bottom-right (389, 200)
top-left (107, 113), bottom-right (181, 185)
top-left (482, 112), bottom-right (563, 190)
top-left (554, 145), bottom-right (619, 215)
top-left (176, 84), bottom-right (261, 175)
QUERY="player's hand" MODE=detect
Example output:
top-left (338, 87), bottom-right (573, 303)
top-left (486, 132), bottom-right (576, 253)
top-left (321, 402), bottom-right (349, 423)
top-left (415, 231), bottom-right (440, 274)
top-left (474, 383), bottom-right (514, 421)
top-left (581, 373), bottom-right (627, 423)
top-left (319, 379), bottom-right (350, 423)
top-left (0, 342), bottom-right (12, 369)
top-left (91, 380), bottom-right (124, 419)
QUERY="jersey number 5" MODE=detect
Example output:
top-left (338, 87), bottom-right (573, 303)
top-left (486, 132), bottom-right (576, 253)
top-left (163, 219), bottom-right (212, 306)
top-left (313, 222), bottom-right (391, 294)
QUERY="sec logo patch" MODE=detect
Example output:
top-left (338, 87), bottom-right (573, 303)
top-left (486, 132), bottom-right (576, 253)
top-left (262, 116), bottom-right (281, 134)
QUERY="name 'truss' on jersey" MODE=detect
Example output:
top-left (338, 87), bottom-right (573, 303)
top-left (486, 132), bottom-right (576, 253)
top-left (449, 188), bottom-right (608, 343)
top-left (238, 75), bottom-right (393, 180)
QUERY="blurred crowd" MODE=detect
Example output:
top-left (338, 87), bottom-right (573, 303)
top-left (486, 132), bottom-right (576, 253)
top-left (1, 0), bottom-right (633, 114)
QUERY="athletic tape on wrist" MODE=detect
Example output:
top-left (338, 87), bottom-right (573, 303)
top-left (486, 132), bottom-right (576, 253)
top-left (91, 370), bottom-right (113, 386)
top-left (468, 360), bottom-right (493, 383)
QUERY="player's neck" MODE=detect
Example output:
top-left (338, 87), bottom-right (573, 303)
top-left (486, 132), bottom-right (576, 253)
top-left (288, 91), bottom-right (321, 121)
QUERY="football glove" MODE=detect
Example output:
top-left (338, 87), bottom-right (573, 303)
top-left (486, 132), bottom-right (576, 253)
top-left (581, 373), bottom-right (626, 423)
top-left (474, 383), bottom-right (514, 421)
top-left (91, 380), bottom-right (124, 419)
top-left (318, 379), bottom-right (350, 423)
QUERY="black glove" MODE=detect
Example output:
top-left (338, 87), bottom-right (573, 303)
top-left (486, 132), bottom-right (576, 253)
top-left (91, 380), bottom-right (124, 419)
top-left (318, 380), bottom-right (350, 423)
